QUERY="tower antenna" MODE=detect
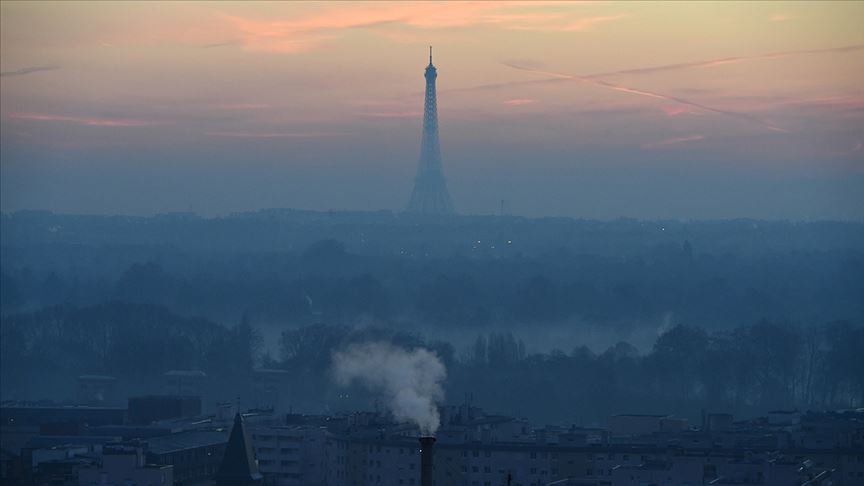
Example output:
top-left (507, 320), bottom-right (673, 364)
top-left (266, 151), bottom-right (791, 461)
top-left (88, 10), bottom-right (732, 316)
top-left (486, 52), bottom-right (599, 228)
top-left (429, 45), bottom-right (433, 64)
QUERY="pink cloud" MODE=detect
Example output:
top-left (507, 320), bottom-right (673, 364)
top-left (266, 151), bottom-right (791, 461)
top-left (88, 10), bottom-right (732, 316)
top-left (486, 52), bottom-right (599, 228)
top-left (210, 103), bottom-right (271, 110)
top-left (358, 111), bottom-right (423, 118)
top-left (559, 14), bottom-right (628, 31)
top-left (785, 96), bottom-right (864, 110)
top-left (217, 4), bottom-right (457, 53)
top-left (507, 14), bottom-right (627, 31)
top-left (641, 135), bottom-right (705, 150)
top-left (9, 112), bottom-right (158, 127)
top-left (826, 142), bottom-right (864, 157)
top-left (846, 143), bottom-right (863, 155)
top-left (217, 3), bottom-right (625, 53)
top-left (662, 105), bottom-right (700, 117)
top-left (769, 13), bottom-right (795, 22)
top-left (204, 131), bottom-right (330, 138)
top-left (503, 99), bottom-right (536, 106)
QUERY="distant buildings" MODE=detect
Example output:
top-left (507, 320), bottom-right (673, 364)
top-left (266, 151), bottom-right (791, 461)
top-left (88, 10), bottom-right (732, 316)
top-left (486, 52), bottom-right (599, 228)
top-left (127, 395), bottom-right (202, 425)
top-left (2, 398), bottom-right (862, 486)
top-left (76, 375), bottom-right (119, 406)
top-left (248, 421), bottom-right (327, 486)
top-left (79, 444), bottom-right (172, 486)
top-left (608, 414), bottom-right (688, 437)
top-left (251, 369), bottom-right (293, 411)
top-left (163, 370), bottom-right (207, 397)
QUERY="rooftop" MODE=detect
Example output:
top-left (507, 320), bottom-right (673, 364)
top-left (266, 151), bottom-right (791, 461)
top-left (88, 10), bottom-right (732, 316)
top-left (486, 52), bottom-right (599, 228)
top-left (146, 430), bottom-right (228, 455)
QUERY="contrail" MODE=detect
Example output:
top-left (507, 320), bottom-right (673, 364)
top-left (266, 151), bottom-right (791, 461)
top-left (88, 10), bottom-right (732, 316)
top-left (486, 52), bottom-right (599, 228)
top-left (0, 65), bottom-right (60, 78)
top-left (502, 62), bottom-right (789, 133)
top-left (582, 44), bottom-right (864, 79)
top-left (444, 44), bottom-right (864, 95)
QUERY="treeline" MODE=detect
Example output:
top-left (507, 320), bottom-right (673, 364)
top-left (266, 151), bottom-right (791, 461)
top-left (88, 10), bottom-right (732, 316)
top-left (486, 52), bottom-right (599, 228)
top-left (452, 321), bottom-right (863, 423)
top-left (2, 302), bottom-right (861, 424)
top-left (5, 211), bottom-right (862, 259)
top-left (279, 321), bottom-right (864, 423)
top-left (3, 237), bottom-right (863, 329)
top-left (0, 302), bottom-right (258, 402)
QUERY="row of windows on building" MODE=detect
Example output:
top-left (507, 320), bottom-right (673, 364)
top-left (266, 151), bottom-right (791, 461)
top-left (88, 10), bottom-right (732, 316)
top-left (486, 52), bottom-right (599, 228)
top-left (256, 446), bottom-right (300, 454)
top-left (257, 459), bottom-right (300, 467)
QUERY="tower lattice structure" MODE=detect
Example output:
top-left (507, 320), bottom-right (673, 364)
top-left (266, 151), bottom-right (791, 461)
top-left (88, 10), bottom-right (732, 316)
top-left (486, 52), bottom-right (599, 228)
top-left (408, 47), bottom-right (455, 214)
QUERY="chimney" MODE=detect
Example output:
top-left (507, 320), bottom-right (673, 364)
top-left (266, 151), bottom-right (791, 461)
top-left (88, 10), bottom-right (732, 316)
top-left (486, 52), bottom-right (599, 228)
top-left (419, 436), bottom-right (436, 486)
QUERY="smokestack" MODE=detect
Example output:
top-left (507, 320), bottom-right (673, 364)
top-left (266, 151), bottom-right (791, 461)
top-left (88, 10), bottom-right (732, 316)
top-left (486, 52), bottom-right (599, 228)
top-left (419, 436), bottom-right (435, 486)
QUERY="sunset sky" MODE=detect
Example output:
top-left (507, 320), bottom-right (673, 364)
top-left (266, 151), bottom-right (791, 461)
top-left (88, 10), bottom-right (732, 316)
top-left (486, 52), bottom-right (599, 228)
top-left (2, 1), bottom-right (862, 219)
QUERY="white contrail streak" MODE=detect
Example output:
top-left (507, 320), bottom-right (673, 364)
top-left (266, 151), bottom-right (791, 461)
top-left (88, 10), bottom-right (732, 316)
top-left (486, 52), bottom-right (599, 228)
top-left (502, 63), bottom-right (789, 133)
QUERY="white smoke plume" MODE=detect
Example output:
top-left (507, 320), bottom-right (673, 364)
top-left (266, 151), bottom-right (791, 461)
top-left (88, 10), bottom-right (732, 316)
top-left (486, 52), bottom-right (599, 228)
top-left (332, 342), bottom-right (446, 435)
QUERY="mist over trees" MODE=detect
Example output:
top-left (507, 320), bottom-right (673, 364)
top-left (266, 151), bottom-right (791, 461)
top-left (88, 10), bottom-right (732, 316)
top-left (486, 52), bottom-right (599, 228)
top-left (2, 303), bottom-right (861, 424)
top-left (2, 224), bottom-right (862, 329)
top-left (1, 210), bottom-right (863, 424)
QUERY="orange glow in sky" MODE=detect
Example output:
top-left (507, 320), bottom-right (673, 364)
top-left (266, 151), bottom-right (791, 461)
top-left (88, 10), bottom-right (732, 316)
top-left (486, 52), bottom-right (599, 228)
top-left (1, 1), bottom-right (863, 218)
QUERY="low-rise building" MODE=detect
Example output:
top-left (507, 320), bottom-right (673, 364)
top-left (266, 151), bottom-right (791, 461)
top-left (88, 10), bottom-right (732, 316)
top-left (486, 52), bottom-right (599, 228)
top-left (145, 429), bottom-right (228, 485)
top-left (79, 444), bottom-right (173, 486)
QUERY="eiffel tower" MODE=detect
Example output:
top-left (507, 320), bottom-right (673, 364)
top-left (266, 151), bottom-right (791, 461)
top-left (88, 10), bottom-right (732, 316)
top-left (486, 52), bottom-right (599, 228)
top-left (407, 47), bottom-right (455, 214)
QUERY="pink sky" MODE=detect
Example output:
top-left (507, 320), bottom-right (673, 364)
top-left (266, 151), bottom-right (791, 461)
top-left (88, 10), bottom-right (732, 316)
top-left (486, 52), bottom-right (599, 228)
top-left (1, 1), bottom-right (862, 219)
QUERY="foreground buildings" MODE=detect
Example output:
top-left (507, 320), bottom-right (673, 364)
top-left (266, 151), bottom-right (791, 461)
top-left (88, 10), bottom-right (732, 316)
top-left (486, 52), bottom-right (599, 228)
top-left (2, 397), bottom-right (862, 486)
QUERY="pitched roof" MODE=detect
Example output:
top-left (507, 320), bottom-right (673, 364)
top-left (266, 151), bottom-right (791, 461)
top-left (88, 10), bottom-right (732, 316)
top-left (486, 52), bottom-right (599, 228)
top-left (214, 413), bottom-right (262, 485)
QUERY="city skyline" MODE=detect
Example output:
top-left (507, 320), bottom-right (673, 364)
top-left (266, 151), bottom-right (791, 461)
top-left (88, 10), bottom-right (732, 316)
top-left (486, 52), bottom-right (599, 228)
top-left (1, 1), bottom-right (863, 220)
